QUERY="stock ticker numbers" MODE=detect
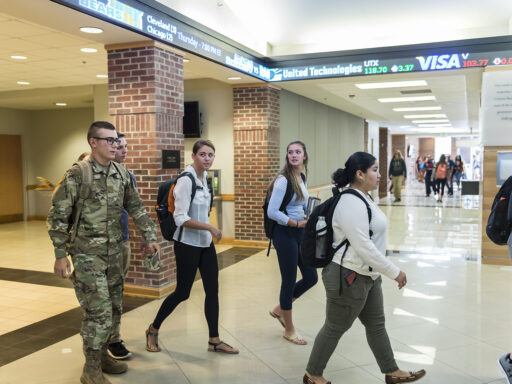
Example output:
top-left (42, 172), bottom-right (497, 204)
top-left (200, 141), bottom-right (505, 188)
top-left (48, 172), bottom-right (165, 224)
top-left (492, 57), bottom-right (512, 66)
top-left (390, 64), bottom-right (415, 73)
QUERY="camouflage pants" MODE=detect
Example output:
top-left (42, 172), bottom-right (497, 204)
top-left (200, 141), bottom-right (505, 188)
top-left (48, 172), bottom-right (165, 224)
top-left (72, 252), bottom-right (123, 351)
top-left (109, 241), bottom-right (131, 343)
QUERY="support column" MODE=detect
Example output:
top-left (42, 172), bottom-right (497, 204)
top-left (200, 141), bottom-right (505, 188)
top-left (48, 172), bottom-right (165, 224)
top-left (107, 41), bottom-right (184, 297)
top-left (233, 85), bottom-right (280, 243)
top-left (480, 67), bottom-right (512, 265)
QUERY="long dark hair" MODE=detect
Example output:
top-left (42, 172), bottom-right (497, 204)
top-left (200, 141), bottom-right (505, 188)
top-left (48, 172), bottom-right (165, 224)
top-left (271, 140), bottom-right (308, 200)
top-left (332, 152), bottom-right (376, 189)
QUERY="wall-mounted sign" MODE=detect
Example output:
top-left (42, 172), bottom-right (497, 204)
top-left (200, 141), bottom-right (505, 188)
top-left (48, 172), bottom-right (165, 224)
top-left (54, 0), bottom-right (512, 82)
top-left (162, 149), bottom-right (180, 169)
top-left (497, 151), bottom-right (512, 187)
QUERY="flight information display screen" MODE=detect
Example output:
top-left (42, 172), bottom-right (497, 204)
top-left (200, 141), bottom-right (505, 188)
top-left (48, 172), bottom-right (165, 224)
top-left (54, 0), bottom-right (512, 82)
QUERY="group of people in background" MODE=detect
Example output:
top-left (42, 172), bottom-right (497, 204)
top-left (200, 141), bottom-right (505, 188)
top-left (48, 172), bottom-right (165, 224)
top-left (416, 154), bottom-right (465, 202)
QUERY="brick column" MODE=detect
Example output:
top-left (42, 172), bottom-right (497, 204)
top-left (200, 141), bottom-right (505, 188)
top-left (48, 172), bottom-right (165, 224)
top-left (106, 41), bottom-right (184, 297)
top-left (233, 85), bottom-right (280, 243)
top-left (378, 127), bottom-right (389, 198)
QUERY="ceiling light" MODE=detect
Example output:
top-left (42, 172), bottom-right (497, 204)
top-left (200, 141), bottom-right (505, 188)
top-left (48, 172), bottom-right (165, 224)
top-left (355, 80), bottom-right (427, 89)
top-left (96, 74), bottom-right (108, 79)
top-left (378, 96), bottom-right (436, 103)
top-left (404, 113), bottom-right (447, 119)
top-left (17, 81), bottom-right (30, 85)
top-left (11, 55), bottom-right (27, 60)
top-left (183, 58), bottom-right (190, 63)
top-left (80, 47), bottom-right (98, 53)
top-left (393, 106), bottom-right (442, 112)
top-left (80, 26), bottom-right (103, 34)
top-left (227, 76), bottom-right (242, 80)
top-left (55, 102), bottom-right (67, 106)
top-left (411, 119), bottom-right (449, 124)
top-left (417, 123), bottom-right (452, 127)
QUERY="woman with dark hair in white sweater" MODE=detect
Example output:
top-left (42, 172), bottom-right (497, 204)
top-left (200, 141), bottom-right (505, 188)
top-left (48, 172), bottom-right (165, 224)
top-left (304, 152), bottom-right (426, 384)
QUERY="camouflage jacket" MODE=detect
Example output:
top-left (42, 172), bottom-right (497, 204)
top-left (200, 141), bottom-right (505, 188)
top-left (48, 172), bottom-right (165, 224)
top-left (47, 158), bottom-right (157, 259)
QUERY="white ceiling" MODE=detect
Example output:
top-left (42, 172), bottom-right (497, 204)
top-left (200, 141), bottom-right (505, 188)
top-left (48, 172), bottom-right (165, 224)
top-left (0, 0), bottom-right (261, 109)
top-left (159, 0), bottom-right (512, 56)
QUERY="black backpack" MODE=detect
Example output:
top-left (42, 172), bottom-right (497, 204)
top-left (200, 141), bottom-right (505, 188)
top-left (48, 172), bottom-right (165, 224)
top-left (486, 176), bottom-right (512, 245)
top-left (156, 172), bottom-right (212, 241)
top-left (301, 188), bottom-right (372, 269)
top-left (263, 173), bottom-right (306, 255)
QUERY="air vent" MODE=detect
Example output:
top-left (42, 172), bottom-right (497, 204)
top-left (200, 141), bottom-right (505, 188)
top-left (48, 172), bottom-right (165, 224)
top-left (400, 89), bottom-right (432, 95)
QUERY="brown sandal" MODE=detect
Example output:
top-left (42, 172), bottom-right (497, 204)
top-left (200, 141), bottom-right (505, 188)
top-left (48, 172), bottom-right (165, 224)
top-left (269, 310), bottom-right (285, 328)
top-left (385, 370), bottom-right (426, 384)
top-left (145, 325), bottom-right (161, 352)
top-left (207, 340), bottom-right (239, 354)
top-left (303, 374), bottom-right (331, 384)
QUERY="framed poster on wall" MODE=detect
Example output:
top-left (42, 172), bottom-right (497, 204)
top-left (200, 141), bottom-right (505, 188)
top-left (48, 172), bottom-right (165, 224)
top-left (496, 151), bottom-right (512, 186)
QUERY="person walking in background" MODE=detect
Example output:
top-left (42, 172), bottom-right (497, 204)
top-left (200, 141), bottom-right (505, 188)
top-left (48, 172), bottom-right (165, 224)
top-left (434, 154), bottom-right (448, 203)
top-left (446, 155), bottom-right (455, 196)
top-left (146, 140), bottom-right (238, 355)
top-left (267, 140), bottom-right (318, 345)
top-left (453, 155), bottom-right (464, 190)
top-left (424, 155), bottom-right (434, 197)
top-left (303, 152), bottom-right (426, 384)
top-left (107, 132), bottom-right (137, 360)
top-left (388, 150), bottom-right (407, 203)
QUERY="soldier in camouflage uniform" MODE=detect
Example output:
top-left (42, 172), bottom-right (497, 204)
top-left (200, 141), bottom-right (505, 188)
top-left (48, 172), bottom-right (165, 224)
top-left (47, 121), bottom-right (159, 384)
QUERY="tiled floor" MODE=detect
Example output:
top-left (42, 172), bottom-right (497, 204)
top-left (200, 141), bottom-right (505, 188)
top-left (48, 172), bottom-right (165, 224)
top-left (1, 182), bottom-right (511, 384)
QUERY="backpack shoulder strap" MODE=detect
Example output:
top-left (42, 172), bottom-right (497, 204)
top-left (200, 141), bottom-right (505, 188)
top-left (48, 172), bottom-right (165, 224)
top-left (178, 171), bottom-right (198, 202)
top-left (280, 175), bottom-right (295, 213)
top-left (70, 160), bottom-right (92, 245)
top-left (340, 189), bottom-right (372, 226)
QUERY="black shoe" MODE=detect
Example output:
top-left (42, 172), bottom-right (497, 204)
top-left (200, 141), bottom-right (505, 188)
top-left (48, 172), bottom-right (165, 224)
top-left (108, 341), bottom-right (132, 360)
top-left (499, 353), bottom-right (512, 384)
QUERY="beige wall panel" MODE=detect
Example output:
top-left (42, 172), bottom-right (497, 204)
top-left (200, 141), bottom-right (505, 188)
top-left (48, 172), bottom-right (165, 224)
top-left (0, 135), bottom-right (23, 221)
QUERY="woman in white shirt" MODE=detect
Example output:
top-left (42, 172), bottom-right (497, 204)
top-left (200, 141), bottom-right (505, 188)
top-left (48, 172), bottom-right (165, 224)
top-left (146, 140), bottom-right (238, 355)
top-left (304, 152), bottom-right (425, 384)
top-left (267, 141), bottom-right (318, 345)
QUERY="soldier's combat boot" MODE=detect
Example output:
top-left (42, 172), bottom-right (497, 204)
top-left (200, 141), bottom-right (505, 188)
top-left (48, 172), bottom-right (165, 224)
top-left (81, 349), bottom-right (111, 384)
top-left (101, 346), bottom-right (128, 374)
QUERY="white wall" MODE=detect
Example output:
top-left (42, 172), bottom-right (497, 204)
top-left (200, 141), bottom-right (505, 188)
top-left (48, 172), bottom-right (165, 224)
top-left (281, 90), bottom-right (365, 187)
top-left (29, 108), bottom-right (94, 217)
top-left (184, 79), bottom-right (235, 238)
top-left (0, 108), bottom-right (32, 219)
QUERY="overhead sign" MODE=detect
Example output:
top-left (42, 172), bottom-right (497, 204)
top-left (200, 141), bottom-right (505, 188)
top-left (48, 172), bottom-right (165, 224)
top-left (55, 0), bottom-right (272, 81)
top-left (54, 0), bottom-right (512, 82)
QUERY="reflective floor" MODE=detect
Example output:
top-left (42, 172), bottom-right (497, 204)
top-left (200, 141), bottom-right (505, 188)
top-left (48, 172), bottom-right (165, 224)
top-left (1, 182), bottom-right (510, 384)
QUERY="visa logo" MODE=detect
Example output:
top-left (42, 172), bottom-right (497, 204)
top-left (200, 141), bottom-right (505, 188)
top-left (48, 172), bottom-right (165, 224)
top-left (416, 54), bottom-right (461, 70)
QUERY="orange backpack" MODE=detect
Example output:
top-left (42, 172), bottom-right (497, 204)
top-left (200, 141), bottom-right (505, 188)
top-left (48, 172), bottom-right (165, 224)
top-left (436, 164), bottom-right (447, 179)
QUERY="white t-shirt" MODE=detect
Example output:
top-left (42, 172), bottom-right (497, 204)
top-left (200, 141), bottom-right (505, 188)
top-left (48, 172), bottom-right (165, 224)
top-left (331, 188), bottom-right (400, 281)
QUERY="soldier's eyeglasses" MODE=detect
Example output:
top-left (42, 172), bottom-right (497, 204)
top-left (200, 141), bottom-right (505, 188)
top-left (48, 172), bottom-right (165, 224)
top-left (93, 137), bottom-right (121, 146)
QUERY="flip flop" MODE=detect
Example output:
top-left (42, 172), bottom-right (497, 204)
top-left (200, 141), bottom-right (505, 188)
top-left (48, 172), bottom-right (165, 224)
top-left (283, 334), bottom-right (307, 345)
top-left (269, 310), bottom-right (285, 328)
top-left (207, 340), bottom-right (239, 354)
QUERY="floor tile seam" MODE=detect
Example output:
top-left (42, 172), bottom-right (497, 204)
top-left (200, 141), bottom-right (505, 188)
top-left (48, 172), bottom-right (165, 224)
top-left (216, 326), bottom-right (290, 380)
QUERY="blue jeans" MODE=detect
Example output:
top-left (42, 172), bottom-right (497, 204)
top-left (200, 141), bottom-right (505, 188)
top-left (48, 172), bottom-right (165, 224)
top-left (273, 225), bottom-right (318, 310)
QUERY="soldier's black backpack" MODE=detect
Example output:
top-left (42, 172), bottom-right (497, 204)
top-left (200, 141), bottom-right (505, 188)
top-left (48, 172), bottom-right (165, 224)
top-left (156, 172), bottom-right (214, 241)
top-left (486, 175), bottom-right (512, 245)
top-left (263, 173), bottom-right (306, 256)
top-left (301, 188), bottom-right (372, 269)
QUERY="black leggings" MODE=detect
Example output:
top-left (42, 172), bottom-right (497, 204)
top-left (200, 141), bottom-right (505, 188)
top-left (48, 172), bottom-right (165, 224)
top-left (436, 178), bottom-right (447, 197)
top-left (152, 241), bottom-right (219, 337)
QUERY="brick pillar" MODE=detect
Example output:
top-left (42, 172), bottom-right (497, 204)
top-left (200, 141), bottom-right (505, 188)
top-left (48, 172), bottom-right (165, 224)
top-left (233, 85), bottom-right (280, 243)
top-left (107, 41), bottom-right (184, 297)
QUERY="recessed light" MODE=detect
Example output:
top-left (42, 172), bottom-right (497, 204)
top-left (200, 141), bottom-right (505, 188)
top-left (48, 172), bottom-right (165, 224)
top-left (11, 55), bottom-right (27, 60)
top-left (80, 26), bottom-right (103, 34)
top-left (404, 113), bottom-right (447, 119)
top-left (55, 102), bottom-right (67, 106)
top-left (411, 119), bottom-right (450, 124)
top-left (393, 106), bottom-right (442, 112)
top-left (227, 76), bottom-right (242, 80)
top-left (17, 81), bottom-right (30, 85)
top-left (96, 74), bottom-right (108, 79)
top-left (378, 96), bottom-right (436, 103)
top-left (417, 123), bottom-right (452, 127)
top-left (355, 80), bottom-right (427, 89)
top-left (80, 47), bottom-right (98, 53)
top-left (183, 58), bottom-right (190, 63)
